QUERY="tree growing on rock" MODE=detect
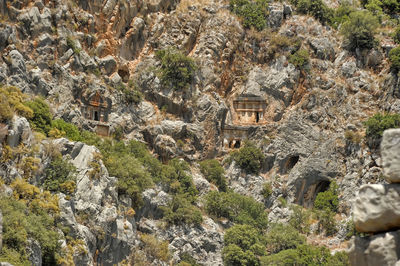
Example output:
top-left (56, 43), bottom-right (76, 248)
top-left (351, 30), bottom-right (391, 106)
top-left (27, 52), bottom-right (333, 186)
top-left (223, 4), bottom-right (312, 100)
top-left (340, 10), bottom-right (379, 51)
top-left (155, 48), bottom-right (197, 91)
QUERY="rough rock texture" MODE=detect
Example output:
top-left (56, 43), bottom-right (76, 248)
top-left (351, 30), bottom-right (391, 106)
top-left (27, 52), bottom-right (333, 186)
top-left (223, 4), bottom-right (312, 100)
top-left (350, 129), bottom-right (400, 265)
top-left (381, 129), bottom-right (400, 183)
top-left (353, 184), bottom-right (400, 233)
top-left (7, 116), bottom-right (33, 147)
top-left (349, 230), bottom-right (400, 266)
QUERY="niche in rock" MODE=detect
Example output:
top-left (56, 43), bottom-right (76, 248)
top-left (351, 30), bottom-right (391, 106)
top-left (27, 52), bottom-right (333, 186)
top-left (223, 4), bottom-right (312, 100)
top-left (302, 179), bottom-right (331, 208)
top-left (281, 155), bottom-right (300, 174)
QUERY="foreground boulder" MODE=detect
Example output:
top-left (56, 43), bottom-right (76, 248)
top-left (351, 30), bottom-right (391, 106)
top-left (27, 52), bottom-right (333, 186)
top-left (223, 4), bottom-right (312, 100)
top-left (353, 184), bottom-right (400, 233)
top-left (381, 129), bottom-right (400, 183)
top-left (348, 230), bottom-right (400, 266)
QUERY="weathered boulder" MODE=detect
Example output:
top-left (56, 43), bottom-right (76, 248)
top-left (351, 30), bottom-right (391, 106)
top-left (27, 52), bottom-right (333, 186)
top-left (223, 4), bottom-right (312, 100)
top-left (348, 230), bottom-right (400, 266)
top-left (99, 55), bottom-right (117, 75)
top-left (381, 128), bottom-right (400, 183)
top-left (7, 116), bottom-right (33, 147)
top-left (354, 184), bottom-right (400, 233)
top-left (308, 37), bottom-right (335, 60)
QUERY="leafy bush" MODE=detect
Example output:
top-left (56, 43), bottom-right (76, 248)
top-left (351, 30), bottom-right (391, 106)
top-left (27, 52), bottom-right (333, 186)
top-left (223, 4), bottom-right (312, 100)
top-left (289, 49), bottom-right (309, 70)
top-left (340, 10), bottom-right (379, 51)
top-left (107, 153), bottom-right (154, 207)
top-left (205, 191), bottom-right (268, 229)
top-left (389, 46), bottom-right (400, 72)
top-left (50, 119), bottom-right (82, 141)
top-left (260, 244), bottom-right (349, 266)
top-left (0, 190), bottom-right (61, 265)
top-left (296, 0), bottom-right (333, 24)
top-left (265, 224), bottom-right (306, 254)
top-left (155, 48), bottom-right (197, 90)
top-left (314, 181), bottom-right (339, 212)
top-left (364, 0), bottom-right (399, 15)
top-left (315, 209), bottom-right (337, 236)
top-left (288, 204), bottom-right (312, 234)
top-left (364, 113), bottom-right (400, 140)
top-left (266, 34), bottom-right (301, 60)
top-left (261, 182), bottom-right (272, 199)
top-left (161, 194), bottom-right (203, 225)
top-left (330, 1), bottom-right (357, 29)
top-left (231, 141), bottom-right (265, 174)
top-left (229, 0), bottom-right (269, 31)
top-left (222, 224), bottom-right (265, 266)
top-left (0, 86), bottom-right (33, 122)
top-left (393, 26), bottom-right (400, 44)
top-left (42, 156), bottom-right (77, 195)
top-left (223, 244), bottom-right (258, 266)
top-left (25, 97), bottom-right (52, 135)
top-left (199, 159), bottom-right (227, 191)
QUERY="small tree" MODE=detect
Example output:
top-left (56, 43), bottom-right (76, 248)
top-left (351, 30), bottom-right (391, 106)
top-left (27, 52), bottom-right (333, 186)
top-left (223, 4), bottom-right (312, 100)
top-left (199, 159), bottom-right (227, 191)
top-left (155, 48), bottom-right (197, 90)
top-left (389, 46), bottom-right (400, 73)
top-left (340, 10), bottom-right (379, 51)
top-left (232, 141), bottom-right (265, 174)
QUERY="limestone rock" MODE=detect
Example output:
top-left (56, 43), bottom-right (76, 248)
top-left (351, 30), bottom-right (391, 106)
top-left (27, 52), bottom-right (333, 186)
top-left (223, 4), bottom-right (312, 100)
top-left (99, 55), bottom-right (117, 75)
top-left (348, 230), bottom-right (400, 266)
top-left (354, 184), bottom-right (400, 233)
top-left (381, 129), bottom-right (400, 183)
top-left (7, 116), bottom-right (33, 147)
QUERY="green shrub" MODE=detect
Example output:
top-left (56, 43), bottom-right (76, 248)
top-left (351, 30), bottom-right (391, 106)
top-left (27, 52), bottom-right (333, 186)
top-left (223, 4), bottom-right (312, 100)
top-left (296, 0), bottom-right (333, 24)
top-left (161, 194), bottom-right (203, 225)
top-left (50, 119), bottom-right (82, 141)
top-left (223, 224), bottom-right (265, 266)
top-left (223, 244), bottom-right (258, 266)
top-left (289, 49), bottom-right (309, 70)
top-left (364, 113), bottom-right (400, 140)
top-left (265, 224), bottom-right (306, 254)
top-left (107, 153), bottom-right (154, 207)
top-left (199, 159), bottom-right (227, 191)
top-left (340, 11), bottom-right (379, 51)
top-left (314, 181), bottom-right (339, 212)
top-left (205, 191), bottom-right (268, 229)
top-left (179, 252), bottom-right (202, 266)
top-left (231, 141), bottom-right (265, 174)
top-left (260, 244), bottom-right (349, 266)
top-left (315, 209), bottom-right (337, 236)
top-left (330, 1), bottom-right (357, 29)
top-left (0, 196), bottom-right (61, 265)
top-left (116, 82), bottom-right (143, 104)
top-left (289, 204), bottom-right (311, 234)
top-left (42, 156), bottom-right (77, 195)
top-left (261, 182), bottom-right (272, 199)
top-left (155, 48), bottom-right (197, 90)
top-left (389, 46), bottom-right (400, 73)
top-left (162, 159), bottom-right (199, 202)
top-left (25, 97), bottom-right (52, 135)
top-left (0, 86), bottom-right (33, 122)
top-left (230, 0), bottom-right (269, 31)
top-left (393, 26), bottom-right (400, 44)
top-left (266, 34), bottom-right (301, 60)
top-left (365, 0), bottom-right (399, 15)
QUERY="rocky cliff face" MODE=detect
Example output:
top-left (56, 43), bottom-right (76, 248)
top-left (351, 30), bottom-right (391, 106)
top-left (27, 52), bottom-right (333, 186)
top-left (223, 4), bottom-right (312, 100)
top-left (0, 0), bottom-right (400, 265)
top-left (349, 129), bottom-right (400, 265)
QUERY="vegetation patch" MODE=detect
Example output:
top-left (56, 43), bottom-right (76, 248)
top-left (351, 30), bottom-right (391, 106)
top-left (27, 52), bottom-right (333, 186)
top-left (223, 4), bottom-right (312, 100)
top-left (230, 141), bottom-right (265, 175)
top-left (0, 86), bottom-right (33, 122)
top-left (340, 10), bottom-right (379, 51)
top-left (229, 0), bottom-right (269, 31)
top-left (155, 48), bottom-right (197, 91)
top-left (364, 113), bottom-right (400, 140)
top-left (205, 191), bottom-right (268, 229)
top-left (199, 159), bottom-right (227, 191)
